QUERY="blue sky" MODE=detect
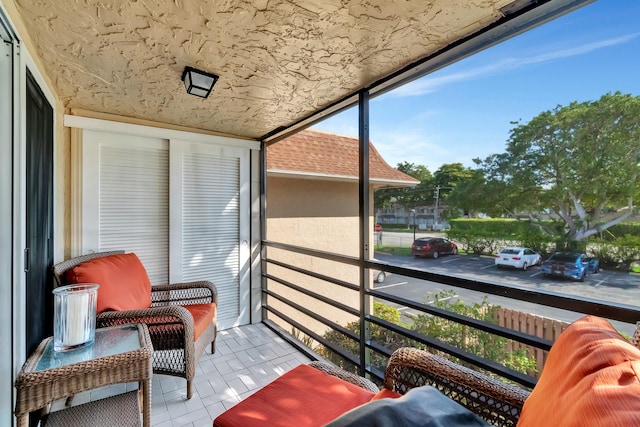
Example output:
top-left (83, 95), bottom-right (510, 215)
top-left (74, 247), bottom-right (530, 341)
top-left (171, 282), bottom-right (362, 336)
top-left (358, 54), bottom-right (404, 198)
top-left (313, 0), bottom-right (640, 173)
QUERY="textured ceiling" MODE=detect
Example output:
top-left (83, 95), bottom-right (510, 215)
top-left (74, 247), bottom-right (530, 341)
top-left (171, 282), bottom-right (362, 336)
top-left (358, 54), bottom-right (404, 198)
top-left (13, 0), bottom-right (514, 139)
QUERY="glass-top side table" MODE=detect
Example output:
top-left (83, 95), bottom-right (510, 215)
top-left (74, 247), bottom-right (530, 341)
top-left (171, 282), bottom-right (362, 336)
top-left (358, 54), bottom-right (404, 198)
top-left (36, 325), bottom-right (142, 371)
top-left (15, 324), bottom-right (153, 427)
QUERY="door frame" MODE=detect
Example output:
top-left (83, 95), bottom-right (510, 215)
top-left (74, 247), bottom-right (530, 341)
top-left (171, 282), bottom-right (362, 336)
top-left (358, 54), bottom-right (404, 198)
top-left (0, 17), bottom-right (17, 426)
top-left (1, 6), bottom-right (58, 425)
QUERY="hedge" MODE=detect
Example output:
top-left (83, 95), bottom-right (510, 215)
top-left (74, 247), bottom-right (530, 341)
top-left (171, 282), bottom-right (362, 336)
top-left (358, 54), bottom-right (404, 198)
top-left (446, 219), bottom-right (556, 256)
top-left (445, 219), bottom-right (640, 270)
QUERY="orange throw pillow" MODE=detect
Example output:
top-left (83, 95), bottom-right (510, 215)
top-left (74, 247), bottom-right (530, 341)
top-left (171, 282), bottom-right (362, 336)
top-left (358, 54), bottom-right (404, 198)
top-left (517, 315), bottom-right (640, 427)
top-left (64, 253), bottom-right (152, 314)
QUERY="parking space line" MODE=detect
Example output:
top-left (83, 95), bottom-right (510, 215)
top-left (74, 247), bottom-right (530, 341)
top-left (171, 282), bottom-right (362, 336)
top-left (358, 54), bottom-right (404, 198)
top-left (480, 264), bottom-right (495, 270)
top-left (374, 281), bottom-right (408, 290)
top-left (529, 271), bottom-right (542, 278)
top-left (390, 296), bottom-right (458, 318)
top-left (441, 258), bottom-right (461, 264)
top-left (592, 274), bottom-right (611, 288)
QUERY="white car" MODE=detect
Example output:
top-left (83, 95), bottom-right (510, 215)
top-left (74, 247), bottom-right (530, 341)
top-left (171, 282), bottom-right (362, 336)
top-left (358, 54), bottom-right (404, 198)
top-left (495, 247), bottom-right (541, 270)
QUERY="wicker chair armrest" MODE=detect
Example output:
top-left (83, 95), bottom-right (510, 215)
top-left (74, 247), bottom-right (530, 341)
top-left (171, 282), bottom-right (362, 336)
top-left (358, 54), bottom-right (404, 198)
top-left (385, 347), bottom-right (530, 427)
top-left (96, 305), bottom-right (195, 339)
top-left (151, 280), bottom-right (218, 305)
top-left (308, 361), bottom-right (379, 393)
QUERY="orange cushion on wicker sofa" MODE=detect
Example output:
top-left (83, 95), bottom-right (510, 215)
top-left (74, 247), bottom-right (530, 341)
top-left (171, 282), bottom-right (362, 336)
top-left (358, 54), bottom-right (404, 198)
top-left (370, 388), bottom-right (401, 401)
top-left (184, 303), bottom-right (216, 341)
top-left (517, 315), bottom-right (640, 427)
top-left (213, 364), bottom-right (376, 427)
top-left (64, 253), bottom-right (152, 314)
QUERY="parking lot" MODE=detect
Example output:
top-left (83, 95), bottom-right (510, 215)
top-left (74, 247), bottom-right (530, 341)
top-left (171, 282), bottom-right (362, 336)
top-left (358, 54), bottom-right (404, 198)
top-left (372, 251), bottom-right (640, 335)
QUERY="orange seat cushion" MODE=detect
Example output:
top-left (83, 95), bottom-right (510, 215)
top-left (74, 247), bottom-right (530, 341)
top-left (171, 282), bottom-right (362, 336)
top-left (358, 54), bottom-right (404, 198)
top-left (64, 253), bottom-right (152, 314)
top-left (183, 303), bottom-right (216, 341)
top-left (518, 315), bottom-right (640, 427)
top-left (369, 388), bottom-right (401, 401)
top-left (213, 364), bottom-right (376, 427)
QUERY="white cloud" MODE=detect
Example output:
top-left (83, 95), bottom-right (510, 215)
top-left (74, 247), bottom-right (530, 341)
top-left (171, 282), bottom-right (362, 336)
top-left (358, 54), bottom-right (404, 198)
top-left (371, 128), bottom-right (455, 172)
top-left (391, 33), bottom-right (640, 98)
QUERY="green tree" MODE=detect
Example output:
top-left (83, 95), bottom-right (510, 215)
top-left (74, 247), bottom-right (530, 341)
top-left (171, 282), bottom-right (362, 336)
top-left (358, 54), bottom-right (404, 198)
top-left (445, 167), bottom-right (509, 218)
top-left (475, 92), bottom-right (640, 241)
top-left (432, 163), bottom-right (475, 220)
top-left (434, 163), bottom-right (474, 193)
top-left (374, 162), bottom-right (433, 209)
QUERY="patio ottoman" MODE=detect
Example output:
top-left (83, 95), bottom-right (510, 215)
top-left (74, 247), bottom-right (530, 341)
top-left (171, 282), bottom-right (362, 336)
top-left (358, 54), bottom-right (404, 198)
top-left (44, 391), bottom-right (141, 426)
top-left (213, 364), bottom-right (377, 427)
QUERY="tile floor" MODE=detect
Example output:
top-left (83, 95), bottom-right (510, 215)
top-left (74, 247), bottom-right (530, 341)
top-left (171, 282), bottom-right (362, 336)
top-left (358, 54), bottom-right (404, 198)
top-left (49, 323), bottom-right (311, 427)
top-left (151, 323), bottom-right (311, 427)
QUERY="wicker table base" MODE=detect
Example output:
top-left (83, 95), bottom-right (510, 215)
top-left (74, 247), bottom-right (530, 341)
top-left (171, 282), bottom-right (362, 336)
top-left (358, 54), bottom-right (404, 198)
top-left (15, 324), bottom-right (153, 427)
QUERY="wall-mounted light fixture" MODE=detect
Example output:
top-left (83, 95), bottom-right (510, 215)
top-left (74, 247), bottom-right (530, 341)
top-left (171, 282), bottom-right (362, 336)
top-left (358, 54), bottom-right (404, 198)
top-left (182, 66), bottom-right (219, 98)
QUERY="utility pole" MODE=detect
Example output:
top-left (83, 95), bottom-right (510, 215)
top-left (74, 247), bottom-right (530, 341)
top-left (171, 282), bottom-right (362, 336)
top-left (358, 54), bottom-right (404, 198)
top-left (433, 186), bottom-right (441, 226)
top-left (410, 209), bottom-right (416, 242)
top-left (433, 185), bottom-right (453, 227)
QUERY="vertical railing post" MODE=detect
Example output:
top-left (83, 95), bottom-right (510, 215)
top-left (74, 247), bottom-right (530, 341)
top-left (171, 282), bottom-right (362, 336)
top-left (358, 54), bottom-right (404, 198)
top-left (358, 89), bottom-right (371, 375)
top-left (260, 140), bottom-right (268, 322)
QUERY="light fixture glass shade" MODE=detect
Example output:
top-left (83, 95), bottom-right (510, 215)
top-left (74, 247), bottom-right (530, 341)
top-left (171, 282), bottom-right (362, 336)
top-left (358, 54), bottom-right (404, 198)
top-left (182, 67), bottom-right (219, 98)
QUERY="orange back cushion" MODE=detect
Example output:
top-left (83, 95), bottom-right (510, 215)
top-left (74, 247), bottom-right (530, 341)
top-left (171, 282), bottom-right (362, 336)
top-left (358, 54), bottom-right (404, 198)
top-left (517, 315), bottom-right (640, 427)
top-left (64, 253), bottom-right (152, 313)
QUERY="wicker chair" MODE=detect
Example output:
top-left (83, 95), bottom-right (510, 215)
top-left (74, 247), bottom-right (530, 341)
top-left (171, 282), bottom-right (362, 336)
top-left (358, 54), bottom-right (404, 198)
top-left (52, 250), bottom-right (218, 399)
top-left (311, 347), bottom-right (530, 427)
top-left (384, 347), bottom-right (530, 426)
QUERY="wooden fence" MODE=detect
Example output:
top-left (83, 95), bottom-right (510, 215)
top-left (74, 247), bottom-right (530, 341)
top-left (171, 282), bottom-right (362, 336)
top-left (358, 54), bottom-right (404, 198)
top-left (493, 308), bottom-right (570, 377)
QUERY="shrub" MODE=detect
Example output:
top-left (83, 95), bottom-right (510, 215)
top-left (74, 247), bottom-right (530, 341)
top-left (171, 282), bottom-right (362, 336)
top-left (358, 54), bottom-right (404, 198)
top-left (318, 292), bottom-right (537, 378)
top-left (447, 219), bottom-right (557, 256)
top-left (317, 302), bottom-right (410, 373)
top-left (597, 223), bottom-right (640, 241)
top-left (589, 234), bottom-right (640, 270)
top-left (412, 290), bottom-right (537, 377)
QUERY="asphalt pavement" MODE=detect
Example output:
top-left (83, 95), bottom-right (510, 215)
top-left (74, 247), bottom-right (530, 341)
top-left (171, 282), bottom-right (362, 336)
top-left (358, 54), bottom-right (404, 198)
top-left (371, 248), bottom-right (639, 336)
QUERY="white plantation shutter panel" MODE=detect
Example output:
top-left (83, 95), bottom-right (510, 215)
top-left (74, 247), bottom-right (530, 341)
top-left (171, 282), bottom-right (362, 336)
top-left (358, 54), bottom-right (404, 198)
top-left (79, 128), bottom-right (251, 328)
top-left (171, 141), bottom-right (250, 329)
top-left (96, 138), bottom-right (169, 285)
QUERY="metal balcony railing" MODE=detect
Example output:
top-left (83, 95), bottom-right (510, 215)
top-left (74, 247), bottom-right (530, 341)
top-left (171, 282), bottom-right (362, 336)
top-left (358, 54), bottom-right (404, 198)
top-left (261, 240), bottom-right (640, 390)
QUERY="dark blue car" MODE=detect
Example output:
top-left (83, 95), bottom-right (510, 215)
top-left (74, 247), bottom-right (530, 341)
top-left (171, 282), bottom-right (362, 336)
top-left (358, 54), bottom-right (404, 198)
top-left (541, 252), bottom-right (599, 281)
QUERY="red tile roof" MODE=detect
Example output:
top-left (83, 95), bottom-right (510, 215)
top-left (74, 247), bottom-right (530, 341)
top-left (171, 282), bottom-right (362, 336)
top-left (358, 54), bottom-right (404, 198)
top-left (267, 129), bottom-right (419, 187)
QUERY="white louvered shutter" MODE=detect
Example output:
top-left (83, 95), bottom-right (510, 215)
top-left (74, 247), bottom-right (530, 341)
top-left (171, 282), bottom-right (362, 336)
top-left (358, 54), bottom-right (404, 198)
top-left (79, 130), bottom-right (250, 328)
top-left (170, 141), bottom-right (250, 329)
top-left (82, 130), bottom-right (170, 284)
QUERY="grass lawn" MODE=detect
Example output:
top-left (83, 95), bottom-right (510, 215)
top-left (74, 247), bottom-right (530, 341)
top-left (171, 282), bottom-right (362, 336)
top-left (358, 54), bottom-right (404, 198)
top-left (374, 246), bottom-right (413, 257)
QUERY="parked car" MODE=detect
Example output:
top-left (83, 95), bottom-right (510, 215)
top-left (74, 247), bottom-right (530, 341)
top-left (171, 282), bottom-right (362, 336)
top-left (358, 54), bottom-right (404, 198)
top-left (541, 252), bottom-right (599, 281)
top-left (373, 270), bottom-right (386, 283)
top-left (495, 247), bottom-right (541, 270)
top-left (412, 237), bottom-right (458, 259)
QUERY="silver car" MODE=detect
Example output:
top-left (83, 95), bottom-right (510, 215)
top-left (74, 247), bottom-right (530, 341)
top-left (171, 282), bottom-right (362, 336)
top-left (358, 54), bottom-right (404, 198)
top-left (495, 247), bottom-right (541, 271)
